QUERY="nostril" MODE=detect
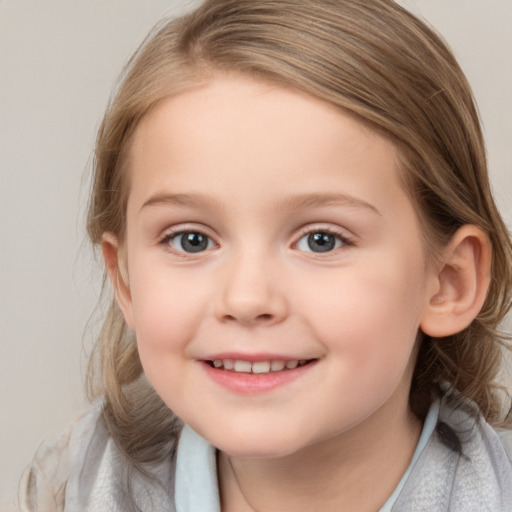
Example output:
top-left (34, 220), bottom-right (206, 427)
top-left (223, 312), bottom-right (274, 324)
top-left (217, 293), bottom-right (288, 326)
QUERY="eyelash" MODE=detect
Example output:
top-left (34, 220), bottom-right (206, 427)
top-left (294, 226), bottom-right (355, 254)
top-left (158, 226), bottom-right (355, 257)
top-left (158, 229), bottom-right (217, 258)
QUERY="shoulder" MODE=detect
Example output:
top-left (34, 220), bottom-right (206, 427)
top-left (435, 395), bottom-right (512, 510)
top-left (18, 402), bottom-right (105, 512)
top-left (19, 401), bottom-right (178, 512)
top-left (394, 394), bottom-right (512, 511)
top-left (496, 427), bottom-right (512, 465)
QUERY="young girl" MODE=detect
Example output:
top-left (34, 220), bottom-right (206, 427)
top-left (20, 0), bottom-right (512, 510)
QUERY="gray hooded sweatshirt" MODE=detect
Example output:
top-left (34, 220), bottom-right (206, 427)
top-left (19, 392), bottom-right (512, 511)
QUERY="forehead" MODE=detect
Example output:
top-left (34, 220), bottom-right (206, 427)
top-left (126, 74), bottom-right (408, 218)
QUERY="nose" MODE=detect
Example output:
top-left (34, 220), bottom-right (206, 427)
top-left (215, 252), bottom-right (288, 326)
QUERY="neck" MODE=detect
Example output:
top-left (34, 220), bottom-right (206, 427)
top-left (218, 403), bottom-right (422, 512)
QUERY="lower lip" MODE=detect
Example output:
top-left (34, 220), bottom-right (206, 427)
top-left (201, 361), bottom-right (317, 393)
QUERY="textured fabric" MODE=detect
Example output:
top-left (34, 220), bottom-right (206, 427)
top-left (19, 394), bottom-right (512, 511)
top-left (18, 402), bottom-right (175, 512)
top-left (392, 399), bottom-right (512, 511)
top-left (379, 400), bottom-right (440, 511)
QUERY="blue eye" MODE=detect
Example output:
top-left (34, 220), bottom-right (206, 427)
top-left (296, 231), bottom-right (345, 253)
top-left (166, 231), bottom-right (215, 253)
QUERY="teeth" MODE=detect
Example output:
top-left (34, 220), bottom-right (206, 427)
top-left (270, 360), bottom-right (286, 371)
top-left (234, 360), bottom-right (252, 372)
top-left (252, 361), bottom-right (271, 373)
top-left (223, 359), bottom-right (235, 370)
top-left (210, 358), bottom-right (309, 373)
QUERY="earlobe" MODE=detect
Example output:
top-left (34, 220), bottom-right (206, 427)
top-left (101, 233), bottom-right (135, 330)
top-left (420, 225), bottom-right (491, 338)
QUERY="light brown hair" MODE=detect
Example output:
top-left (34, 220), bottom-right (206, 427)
top-left (87, 0), bottom-right (512, 469)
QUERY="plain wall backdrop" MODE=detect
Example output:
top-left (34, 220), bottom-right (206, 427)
top-left (1, 1), bottom-right (511, 508)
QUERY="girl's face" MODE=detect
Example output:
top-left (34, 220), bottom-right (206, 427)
top-left (114, 75), bottom-right (438, 458)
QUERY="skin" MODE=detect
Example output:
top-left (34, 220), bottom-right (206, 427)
top-left (104, 75), bottom-right (488, 511)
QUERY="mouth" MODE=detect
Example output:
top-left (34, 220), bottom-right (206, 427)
top-left (205, 358), bottom-right (315, 374)
top-left (201, 356), bottom-right (318, 393)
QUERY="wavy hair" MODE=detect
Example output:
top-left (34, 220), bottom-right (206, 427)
top-left (86, 0), bottom-right (512, 470)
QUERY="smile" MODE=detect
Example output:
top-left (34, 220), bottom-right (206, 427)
top-left (207, 359), bottom-right (313, 373)
top-left (202, 357), bottom-right (318, 393)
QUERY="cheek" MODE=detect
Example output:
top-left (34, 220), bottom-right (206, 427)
top-left (128, 266), bottom-right (211, 355)
top-left (127, 270), bottom-right (209, 408)
top-left (300, 256), bottom-right (426, 363)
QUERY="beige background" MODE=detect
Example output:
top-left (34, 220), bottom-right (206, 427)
top-left (1, 0), bottom-right (511, 509)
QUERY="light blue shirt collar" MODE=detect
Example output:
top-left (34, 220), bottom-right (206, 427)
top-left (175, 425), bottom-right (221, 512)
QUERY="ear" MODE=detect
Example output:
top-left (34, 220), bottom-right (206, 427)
top-left (101, 233), bottom-right (135, 330)
top-left (420, 225), bottom-right (491, 338)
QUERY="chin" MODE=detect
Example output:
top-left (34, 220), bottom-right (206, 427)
top-left (219, 441), bottom-right (299, 459)
top-left (206, 426), bottom-right (311, 459)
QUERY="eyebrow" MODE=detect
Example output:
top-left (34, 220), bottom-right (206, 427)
top-left (141, 193), bottom-right (224, 213)
top-left (141, 192), bottom-right (381, 216)
top-left (277, 192), bottom-right (381, 216)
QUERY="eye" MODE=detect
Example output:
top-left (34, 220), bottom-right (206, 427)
top-left (295, 230), bottom-right (349, 253)
top-left (162, 231), bottom-right (215, 254)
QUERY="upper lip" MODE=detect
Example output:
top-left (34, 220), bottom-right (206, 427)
top-left (200, 352), bottom-right (317, 362)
